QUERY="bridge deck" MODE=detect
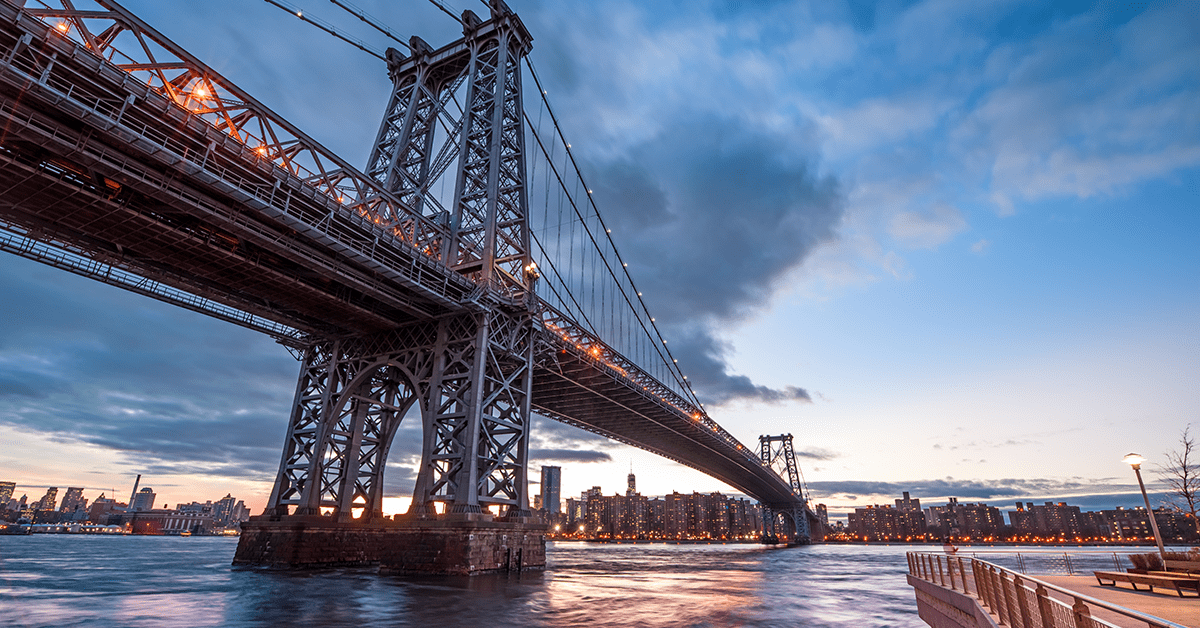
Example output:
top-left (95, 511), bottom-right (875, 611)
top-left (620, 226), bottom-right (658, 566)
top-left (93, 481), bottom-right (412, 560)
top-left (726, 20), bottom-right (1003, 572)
top-left (0, 0), bottom-right (807, 513)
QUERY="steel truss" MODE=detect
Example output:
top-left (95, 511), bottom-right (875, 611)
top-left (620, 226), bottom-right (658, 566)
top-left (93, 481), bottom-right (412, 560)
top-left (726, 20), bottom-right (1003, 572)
top-left (366, 0), bottom-right (533, 301)
top-left (760, 434), bottom-right (812, 542)
top-left (267, 310), bottom-right (534, 519)
top-left (0, 0), bottom-right (812, 525)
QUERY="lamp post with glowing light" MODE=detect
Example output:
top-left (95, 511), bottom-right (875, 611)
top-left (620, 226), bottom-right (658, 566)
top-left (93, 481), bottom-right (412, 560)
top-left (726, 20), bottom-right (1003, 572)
top-left (1123, 453), bottom-right (1167, 563)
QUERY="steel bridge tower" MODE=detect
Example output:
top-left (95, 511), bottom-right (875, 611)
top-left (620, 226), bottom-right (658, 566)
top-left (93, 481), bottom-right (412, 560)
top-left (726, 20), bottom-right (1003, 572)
top-left (237, 0), bottom-right (544, 573)
top-left (759, 434), bottom-right (813, 544)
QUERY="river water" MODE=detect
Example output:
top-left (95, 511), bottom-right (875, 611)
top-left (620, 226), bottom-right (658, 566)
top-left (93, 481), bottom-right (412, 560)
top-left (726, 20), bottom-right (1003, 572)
top-left (0, 536), bottom-right (923, 627)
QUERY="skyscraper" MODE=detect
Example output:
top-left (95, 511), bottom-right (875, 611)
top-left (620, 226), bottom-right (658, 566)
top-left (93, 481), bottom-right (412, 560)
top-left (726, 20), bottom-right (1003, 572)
top-left (131, 487), bottom-right (156, 512)
top-left (34, 487), bottom-right (58, 511)
top-left (0, 481), bottom-right (14, 507)
top-left (540, 466), bottom-right (561, 514)
top-left (626, 469), bottom-right (636, 497)
top-left (60, 487), bottom-right (87, 513)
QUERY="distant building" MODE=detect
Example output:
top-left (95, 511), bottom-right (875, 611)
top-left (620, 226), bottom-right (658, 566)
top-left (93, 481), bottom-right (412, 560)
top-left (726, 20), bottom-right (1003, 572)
top-left (34, 487), bottom-right (58, 512)
top-left (1008, 502), bottom-right (1092, 539)
top-left (0, 482), bottom-right (14, 507)
top-left (87, 494), bottom-right (121, 524)
top-left (59, 487), bottom-right (87, 514)
top-left (131, 487), bottom-right (156, 512)
top-left (541, 466), bottom-right (561, 515)
top-left (896, 491), bottom-right (921, 512)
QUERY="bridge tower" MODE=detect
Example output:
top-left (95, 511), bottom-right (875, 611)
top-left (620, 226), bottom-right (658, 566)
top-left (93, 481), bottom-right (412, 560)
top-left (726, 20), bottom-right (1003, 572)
top-left (235, 0), bottom-right (544, 574)
top-left (759, 434), bottom-right (813, 544)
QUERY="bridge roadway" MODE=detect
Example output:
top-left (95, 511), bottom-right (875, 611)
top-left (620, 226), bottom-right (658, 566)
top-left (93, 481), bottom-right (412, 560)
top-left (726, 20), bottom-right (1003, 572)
top-left (0, 0), bottom-right (803, 510)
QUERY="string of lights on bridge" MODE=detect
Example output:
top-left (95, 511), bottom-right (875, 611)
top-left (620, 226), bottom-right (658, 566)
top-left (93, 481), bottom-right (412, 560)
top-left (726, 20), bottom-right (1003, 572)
top-left (18, 0), bottom-right (787, 481)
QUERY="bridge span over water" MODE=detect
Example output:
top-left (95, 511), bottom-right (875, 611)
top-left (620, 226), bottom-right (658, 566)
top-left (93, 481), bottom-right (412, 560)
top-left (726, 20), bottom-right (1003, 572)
top-left (0, 0), bottom-right (816, 569)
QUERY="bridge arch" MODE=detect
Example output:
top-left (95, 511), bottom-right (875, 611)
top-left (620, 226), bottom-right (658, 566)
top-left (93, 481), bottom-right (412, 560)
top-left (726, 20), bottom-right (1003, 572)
top-left (316, 358), bottom-right (424, 521)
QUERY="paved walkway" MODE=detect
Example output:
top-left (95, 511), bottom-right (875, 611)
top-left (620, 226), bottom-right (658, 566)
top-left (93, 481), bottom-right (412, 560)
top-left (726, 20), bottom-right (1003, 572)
top-left (1038, 574), bottom-right (1200, 628)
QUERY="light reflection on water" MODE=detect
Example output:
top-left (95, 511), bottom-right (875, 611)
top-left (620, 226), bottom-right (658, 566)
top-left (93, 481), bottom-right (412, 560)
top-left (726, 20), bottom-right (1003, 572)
top-left (0, 536), bottom-right (924, 627)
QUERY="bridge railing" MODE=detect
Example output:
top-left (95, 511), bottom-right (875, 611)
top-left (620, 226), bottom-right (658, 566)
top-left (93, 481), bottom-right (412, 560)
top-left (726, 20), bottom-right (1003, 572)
top-left (16, 0), bottom-right (449, 262)
top-left (907, 552), bottom-right (1188, 628)
top-left (536, 301), bottom-right (770, 474)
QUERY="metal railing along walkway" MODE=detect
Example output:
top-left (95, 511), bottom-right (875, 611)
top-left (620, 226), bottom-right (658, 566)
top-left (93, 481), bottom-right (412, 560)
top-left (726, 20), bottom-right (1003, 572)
top-left (907, 552), bottom-right (1189, 628)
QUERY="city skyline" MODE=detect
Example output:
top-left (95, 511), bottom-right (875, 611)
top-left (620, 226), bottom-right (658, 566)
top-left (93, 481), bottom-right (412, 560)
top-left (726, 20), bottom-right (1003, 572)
top-left (0, 0), bottom-right (1196, 516)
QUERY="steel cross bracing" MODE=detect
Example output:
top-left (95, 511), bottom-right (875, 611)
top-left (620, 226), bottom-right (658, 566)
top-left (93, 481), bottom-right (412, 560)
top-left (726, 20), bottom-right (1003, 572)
top-left (759, 434), bottom-right (814, 541)
top-left (0, 0), bottom-right (808, 521)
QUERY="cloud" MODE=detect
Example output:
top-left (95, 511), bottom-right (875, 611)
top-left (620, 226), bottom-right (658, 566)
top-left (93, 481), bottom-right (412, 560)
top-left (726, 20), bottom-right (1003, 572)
top-left (961, 2), bottom-right (1200, 202)
top-left (530, 449), bottom-right (613, 464)
top-left (808, 477), bottom-right (1141, 503)
top-left (795, 447), bottom-right (839, 461)
top-left (580, 115), bottom-right (841, 404)
top-left (888, 203), bottom-right (968, 250)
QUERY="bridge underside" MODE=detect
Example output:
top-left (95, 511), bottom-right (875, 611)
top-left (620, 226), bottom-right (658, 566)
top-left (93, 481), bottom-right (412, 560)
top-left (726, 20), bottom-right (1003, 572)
top-left (532, 342), bottom-right (799, 507)
top-left (0, 1), bottom-right (813, 570)
top-left (0, 2), bottom-right (477, 342)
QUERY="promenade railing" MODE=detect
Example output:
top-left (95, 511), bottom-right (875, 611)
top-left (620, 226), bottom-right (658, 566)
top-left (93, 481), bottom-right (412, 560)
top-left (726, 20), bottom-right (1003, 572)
top-left (907, 552), bottom-right (1189, 628)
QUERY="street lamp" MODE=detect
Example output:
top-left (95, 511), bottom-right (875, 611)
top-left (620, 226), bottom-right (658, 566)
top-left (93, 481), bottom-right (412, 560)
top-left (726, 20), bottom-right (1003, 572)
top-left (1123, 453), bottom-right (1167, 564)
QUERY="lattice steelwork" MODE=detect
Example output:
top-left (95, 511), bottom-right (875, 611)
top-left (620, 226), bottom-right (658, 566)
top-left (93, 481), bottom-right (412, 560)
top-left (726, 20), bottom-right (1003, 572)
top-left (366, 3), bottom-right (533, 301)
top-left (760, 434), bottom-right (812, 542)
top-left (268, 2), bottom-right (537, 517)
top-left (0, 0), bottom-right (811, 527)
top-left (267, 312), bottom-right (533, 518)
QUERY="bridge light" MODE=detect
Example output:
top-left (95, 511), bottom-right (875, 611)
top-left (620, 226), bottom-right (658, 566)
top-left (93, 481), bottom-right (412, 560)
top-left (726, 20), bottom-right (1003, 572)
top-left (193, 84), bottom-right (209, 99)
top-left (56, 21), bottom-right (70, 34)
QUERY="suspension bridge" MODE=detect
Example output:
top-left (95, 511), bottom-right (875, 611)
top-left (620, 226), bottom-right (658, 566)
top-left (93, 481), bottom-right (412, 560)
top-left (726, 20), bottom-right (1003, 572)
top-left (0, 0), bottom-right (818, 572)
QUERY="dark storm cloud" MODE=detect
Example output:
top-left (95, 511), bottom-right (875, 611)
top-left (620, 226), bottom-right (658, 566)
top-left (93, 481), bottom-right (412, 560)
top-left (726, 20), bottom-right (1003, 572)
top-left (581, 116), bottom-right (841, 404)
top-left (521, 2), bottom-right (844, 407)
top-left (0, 255), bottom-right (299, 481)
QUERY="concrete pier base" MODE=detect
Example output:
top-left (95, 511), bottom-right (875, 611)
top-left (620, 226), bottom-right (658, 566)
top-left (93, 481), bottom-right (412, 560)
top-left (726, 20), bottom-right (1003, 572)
top-left (233, 514), bottom-right (547, 575)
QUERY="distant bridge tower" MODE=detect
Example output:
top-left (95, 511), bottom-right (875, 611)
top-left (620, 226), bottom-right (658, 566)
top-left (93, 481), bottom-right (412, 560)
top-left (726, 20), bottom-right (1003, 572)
top-left (759, 434), bottom-right (812, 543)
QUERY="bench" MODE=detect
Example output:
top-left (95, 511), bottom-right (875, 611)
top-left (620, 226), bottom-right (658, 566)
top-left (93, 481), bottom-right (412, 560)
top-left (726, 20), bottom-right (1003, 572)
top-left (1165, 559), bottom-right (1200, 575)
top-left (1093, 571), bottom-right (1200, 597)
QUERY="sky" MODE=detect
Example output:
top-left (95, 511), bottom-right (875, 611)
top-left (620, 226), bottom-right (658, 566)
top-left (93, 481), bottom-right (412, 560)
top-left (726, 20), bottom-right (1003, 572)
top-left (1, 0), bottom-right (1197, 520)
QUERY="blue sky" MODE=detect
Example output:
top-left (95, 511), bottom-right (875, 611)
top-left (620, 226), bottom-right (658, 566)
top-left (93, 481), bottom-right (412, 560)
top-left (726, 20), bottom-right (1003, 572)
top-left (0, 0), bottom-right (1196, 519)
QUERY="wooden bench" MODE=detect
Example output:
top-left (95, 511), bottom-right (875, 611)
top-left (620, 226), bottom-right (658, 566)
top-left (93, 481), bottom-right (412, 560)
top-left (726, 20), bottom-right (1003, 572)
top-left (1165, 559), bottom-right (1200, 575)
top-left (1093, 570), bottom-right (1200, 597)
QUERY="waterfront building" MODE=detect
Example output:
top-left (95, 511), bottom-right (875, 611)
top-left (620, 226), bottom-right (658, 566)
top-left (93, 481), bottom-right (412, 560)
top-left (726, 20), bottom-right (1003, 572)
top-left (160, 509), bottom-right (215, 535)
top-left (33, 487), bottom-right (58, 512)
top-left (87, 494), bottom-right (120, 524)
top-left (647, 497), bottom-right (666, 536)
top-left (541, 466), bottom-right (561, 515)
top-left (59, 487), bottom-right (87, 514)
top-left (177, 500), bottom-right (214, 514)
top-left (1008, 502), bottom-right (1092, 539)
top-left (896, 491), bottom-right (921, 512)
top-left (565, 497), bottom-right (583, 526)
top-left (131, 487), bottom-right (156, 512)
top-left (211, 494), bottom-right (249, 527)
top-left (0, 481), bottom-right (14, 507)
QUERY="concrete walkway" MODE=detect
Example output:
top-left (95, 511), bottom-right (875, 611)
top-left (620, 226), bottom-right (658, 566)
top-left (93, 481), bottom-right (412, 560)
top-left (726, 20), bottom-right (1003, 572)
top-left (1038, 574), bottom-right (1200, 628)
